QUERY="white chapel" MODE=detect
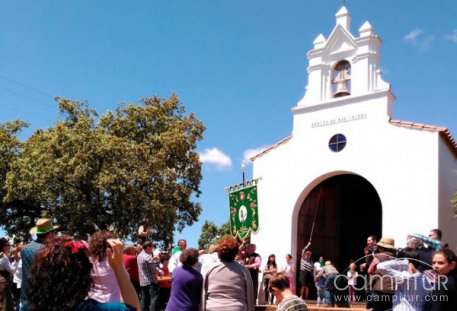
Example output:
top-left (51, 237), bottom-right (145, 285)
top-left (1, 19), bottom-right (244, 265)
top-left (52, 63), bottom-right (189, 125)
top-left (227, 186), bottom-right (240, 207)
top-left (250, 6), bottom-right (457, 270)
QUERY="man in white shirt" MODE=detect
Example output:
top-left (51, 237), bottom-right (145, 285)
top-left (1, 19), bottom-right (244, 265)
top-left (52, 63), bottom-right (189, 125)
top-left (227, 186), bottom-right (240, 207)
top-left (168, 239), bottom-right (187, 274)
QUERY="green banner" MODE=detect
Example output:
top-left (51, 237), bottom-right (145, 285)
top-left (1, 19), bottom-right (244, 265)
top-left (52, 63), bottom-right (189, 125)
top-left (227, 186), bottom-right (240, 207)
top-left (228, 185), bottom-right (259, 239)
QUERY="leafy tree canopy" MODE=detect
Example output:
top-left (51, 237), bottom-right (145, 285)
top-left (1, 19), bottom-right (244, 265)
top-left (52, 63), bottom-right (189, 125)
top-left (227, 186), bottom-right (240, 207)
top-left (198, 220), bottom-right (231, 250)
top-left (1, 95), bottom-right (205, 246)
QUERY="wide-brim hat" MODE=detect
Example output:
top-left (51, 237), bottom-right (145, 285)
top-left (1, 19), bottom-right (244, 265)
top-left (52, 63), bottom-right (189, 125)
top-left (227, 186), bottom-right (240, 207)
top-left (30, 218), bottom-right (59, 235)
top-left (377, 237), bottom-right (395, 250)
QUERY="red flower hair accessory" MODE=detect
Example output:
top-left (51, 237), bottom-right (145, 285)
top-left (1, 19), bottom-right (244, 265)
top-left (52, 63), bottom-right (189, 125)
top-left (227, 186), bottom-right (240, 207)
top-left (64, 241), bottom-right (87, 254)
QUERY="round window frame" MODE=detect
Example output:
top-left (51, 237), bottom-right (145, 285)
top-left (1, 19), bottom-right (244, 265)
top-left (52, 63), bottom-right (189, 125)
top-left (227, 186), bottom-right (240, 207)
top-left (328, 134), bottom-right (347, 152)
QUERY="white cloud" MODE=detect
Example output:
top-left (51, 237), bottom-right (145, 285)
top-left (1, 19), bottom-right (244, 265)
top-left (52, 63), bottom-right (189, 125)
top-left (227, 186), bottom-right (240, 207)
top-left (242, 146), bottom-right (269, 163)
top-left (404, 29), bottom-right (423, 42)
top-left (199, 148), bottom-right (232, 169)
top-left (419, 35), bottom-right (435, 51)
top-left (403, 29), bottom-right (434, 52)
top-left (445, 29), bottom-right (457, 43)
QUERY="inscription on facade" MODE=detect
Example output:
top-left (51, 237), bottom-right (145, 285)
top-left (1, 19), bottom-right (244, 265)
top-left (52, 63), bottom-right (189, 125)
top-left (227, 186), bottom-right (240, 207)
top-left (311, 113), bottom-right (367, 128)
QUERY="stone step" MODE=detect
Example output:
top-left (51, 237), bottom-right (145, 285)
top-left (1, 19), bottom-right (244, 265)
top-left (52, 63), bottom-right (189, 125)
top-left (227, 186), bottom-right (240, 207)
top-left (256, 302), bottom-right (369, 311)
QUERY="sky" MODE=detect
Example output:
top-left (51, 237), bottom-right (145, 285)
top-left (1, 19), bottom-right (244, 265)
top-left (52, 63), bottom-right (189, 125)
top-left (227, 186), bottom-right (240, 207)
top-left (1, 1), bottom-right (457, 248)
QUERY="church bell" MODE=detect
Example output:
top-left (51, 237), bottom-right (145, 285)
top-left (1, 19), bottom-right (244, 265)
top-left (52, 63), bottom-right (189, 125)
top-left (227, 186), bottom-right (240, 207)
top-left (333, 69), bottom-right (350, 97)
top-left (333, 61), bottom-right (351, 98)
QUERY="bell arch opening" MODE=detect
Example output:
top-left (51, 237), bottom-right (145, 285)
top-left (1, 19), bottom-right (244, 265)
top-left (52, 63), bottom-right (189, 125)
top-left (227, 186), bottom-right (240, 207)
top-left (332, 60), bottom-right (351, 98)
top-left (296, 174), bottom-right (382, 273)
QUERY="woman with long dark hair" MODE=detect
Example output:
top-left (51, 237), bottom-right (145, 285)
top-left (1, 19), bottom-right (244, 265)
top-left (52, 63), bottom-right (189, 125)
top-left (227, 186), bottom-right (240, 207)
top-left (262, 254), bottom-right (277, 304)
top-left (26, 235), bottom-right (139, 311)
top-left (88, 230), bottom-right (121, 303)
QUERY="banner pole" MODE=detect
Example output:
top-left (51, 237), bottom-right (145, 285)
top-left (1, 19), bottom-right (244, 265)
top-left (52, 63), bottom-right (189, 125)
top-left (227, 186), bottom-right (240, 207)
top-left (241, 160), bottom-right (246, 187)
top-left (241, 160), bottom-right (248, 262)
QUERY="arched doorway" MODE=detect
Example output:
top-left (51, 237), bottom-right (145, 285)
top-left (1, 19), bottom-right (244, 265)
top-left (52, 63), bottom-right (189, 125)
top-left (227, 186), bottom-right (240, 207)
top-left (296, 174), bottom-right (382, 273)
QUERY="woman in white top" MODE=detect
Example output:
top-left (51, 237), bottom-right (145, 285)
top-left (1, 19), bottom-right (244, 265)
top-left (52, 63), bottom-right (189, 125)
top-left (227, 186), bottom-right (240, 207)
top-left (88, 231), bottom-right (121, 303)
top-left (12, 243), bottom-right (23, 309)
top-left (279, 254), bottom-right (295, 294)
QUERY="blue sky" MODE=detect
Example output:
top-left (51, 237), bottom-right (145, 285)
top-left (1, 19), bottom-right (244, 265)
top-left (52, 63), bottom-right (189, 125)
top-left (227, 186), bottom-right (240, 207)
top-left (1, 1), bottom-right (457, 248)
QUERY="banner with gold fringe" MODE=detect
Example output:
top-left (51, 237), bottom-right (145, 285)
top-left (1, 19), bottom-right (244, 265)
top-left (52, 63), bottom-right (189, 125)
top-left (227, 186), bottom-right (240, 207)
top-left (227, 180), bottom-right (259, 239)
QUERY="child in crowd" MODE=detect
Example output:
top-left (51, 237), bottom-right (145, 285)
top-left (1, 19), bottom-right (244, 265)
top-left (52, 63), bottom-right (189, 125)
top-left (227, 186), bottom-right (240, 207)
top-left (347, 263), bottom-right (358, 303)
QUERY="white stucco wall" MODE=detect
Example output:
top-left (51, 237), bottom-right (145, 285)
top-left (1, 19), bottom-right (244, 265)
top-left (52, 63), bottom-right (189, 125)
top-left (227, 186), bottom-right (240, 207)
top-left (438, 138), bottom-right (457, 251)
top-left (251, 111), bottom-right (445, 266)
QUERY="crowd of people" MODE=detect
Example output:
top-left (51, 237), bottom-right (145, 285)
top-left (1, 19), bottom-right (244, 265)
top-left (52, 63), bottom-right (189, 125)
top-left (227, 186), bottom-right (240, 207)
top-left (291, 230), bottom-right (457, 311)
top-left (0, 217), bottom-right (455, 311)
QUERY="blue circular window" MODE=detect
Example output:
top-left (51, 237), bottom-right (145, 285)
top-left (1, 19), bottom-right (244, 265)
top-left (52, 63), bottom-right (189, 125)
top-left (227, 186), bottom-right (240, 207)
top-left (329, 134), bottom-right (347, 152)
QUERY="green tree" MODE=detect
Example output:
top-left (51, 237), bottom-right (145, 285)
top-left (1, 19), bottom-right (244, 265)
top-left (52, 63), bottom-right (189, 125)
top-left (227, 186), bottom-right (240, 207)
top-left (1, 95), bottom-right (204, 245)
top-left (198, 220), bottom-right (218, 250)
top-left (198, 220), bottom-right (231, 250)
top-left (218, 221), bottom-right (230, 237)
top-left (0, 120), bottom-right (30, 241)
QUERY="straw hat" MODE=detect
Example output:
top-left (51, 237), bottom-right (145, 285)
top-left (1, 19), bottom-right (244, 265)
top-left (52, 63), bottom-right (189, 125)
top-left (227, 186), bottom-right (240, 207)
top-left (29, 218), bottom-right (60, 235)
top-left (377, 237), bottom-right (395, 250)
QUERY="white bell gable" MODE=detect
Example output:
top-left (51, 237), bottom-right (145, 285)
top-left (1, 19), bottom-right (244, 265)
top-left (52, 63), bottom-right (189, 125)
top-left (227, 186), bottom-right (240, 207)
top-left (296, 6), bottom-right (390, 109)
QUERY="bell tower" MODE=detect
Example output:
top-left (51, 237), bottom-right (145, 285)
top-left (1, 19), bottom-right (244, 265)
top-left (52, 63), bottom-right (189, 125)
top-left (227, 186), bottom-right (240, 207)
top-left (292, 6), bottom-right (394, 135)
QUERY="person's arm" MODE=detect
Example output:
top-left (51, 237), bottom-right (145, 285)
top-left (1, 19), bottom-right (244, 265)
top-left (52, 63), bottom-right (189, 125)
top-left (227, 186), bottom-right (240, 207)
top-left (138, 225), bottom-right (151, 237)
top-left (0, 255), bottom-right (14, 274)
top-left (301, 242), bottom-right (311, 257)
top-left (367, 256), bottom-right (380, 275)
top-left (107, 239), bottom-right (140, 311)
top-left (376, 259), bottom-right (408, 278)
top-left (264, 264), bottom-right (276, 274)
top-left (290, 263), bottom-right (295, 273)
top-left (247, 256), bottom-right (261, 270)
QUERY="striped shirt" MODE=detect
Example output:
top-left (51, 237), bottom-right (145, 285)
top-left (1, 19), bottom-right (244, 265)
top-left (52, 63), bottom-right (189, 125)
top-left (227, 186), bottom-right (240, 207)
top-left (277, 295), bottom-right (308, 311)
top-left (377, 259), bottom-right (431, 311)
top-left (137, 250), bottom-right (157, 286)
top-left (300, 258), bottom-right (313, 272)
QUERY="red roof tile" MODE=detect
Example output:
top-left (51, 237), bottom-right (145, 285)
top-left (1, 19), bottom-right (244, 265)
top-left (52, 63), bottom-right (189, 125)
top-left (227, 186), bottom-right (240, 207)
top-left (250, 136), bottom-right (292, 161)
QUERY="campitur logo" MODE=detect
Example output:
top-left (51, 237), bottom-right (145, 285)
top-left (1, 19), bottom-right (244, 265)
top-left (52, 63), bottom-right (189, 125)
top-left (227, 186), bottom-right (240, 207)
top-left (327, 254), bottom-right (449, 305)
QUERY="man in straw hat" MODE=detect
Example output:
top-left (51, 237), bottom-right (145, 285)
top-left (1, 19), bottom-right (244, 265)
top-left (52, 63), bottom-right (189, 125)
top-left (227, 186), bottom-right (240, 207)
top-left (20, 218), bottom-right (59, 311)
top-left (368, 237), bottom-right (397, 311)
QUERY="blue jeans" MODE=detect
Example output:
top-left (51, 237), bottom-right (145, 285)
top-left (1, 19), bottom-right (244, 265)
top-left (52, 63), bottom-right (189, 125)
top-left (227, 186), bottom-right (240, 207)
top-left (324, 275), bottom-right (337, 306)
top-left (141, 283), bottom-right (158, 311)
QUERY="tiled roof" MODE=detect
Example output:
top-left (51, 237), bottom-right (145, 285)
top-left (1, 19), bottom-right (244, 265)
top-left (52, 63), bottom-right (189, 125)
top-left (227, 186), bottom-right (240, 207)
top-left (389, 119), bottom-right (457, 157)
top-left (250, 136), bottom-right (292, 161)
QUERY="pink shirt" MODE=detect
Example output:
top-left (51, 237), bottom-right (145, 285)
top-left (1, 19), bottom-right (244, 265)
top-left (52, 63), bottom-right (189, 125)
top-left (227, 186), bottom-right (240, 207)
top-left (88, 257), bottom-right (121, 303)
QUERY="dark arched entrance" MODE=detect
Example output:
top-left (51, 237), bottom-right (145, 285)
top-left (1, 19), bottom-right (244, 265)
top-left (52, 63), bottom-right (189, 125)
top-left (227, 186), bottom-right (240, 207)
top-left (297, 174), bottom-right (382, 273)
